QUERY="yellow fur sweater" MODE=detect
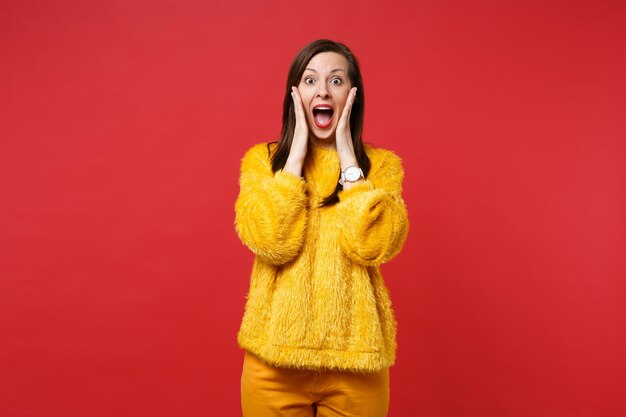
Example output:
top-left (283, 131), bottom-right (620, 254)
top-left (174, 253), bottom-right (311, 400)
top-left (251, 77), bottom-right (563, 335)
top-left (235, 141), bottom-right (409, 372)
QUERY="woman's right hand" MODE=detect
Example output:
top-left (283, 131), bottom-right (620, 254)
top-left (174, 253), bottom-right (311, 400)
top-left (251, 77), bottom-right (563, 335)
top-left (284, 86), bottom-right (308, 176)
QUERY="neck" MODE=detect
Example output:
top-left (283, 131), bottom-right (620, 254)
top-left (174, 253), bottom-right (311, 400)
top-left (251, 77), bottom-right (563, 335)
top-left (309, 134), bottom-right (336, 150)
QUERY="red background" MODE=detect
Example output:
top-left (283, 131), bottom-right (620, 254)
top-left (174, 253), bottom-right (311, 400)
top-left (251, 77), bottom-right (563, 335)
top-left (1, 1), bottom-right (625, 416)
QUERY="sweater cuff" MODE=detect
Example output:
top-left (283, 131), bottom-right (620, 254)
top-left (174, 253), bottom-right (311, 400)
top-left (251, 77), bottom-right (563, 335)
top-left (274, 169), bottom-right (307, 195)
top-left (337, 180), bottom-right (375, 200)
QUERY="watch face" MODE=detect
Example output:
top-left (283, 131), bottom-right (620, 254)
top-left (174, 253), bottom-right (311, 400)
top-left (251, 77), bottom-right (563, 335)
top-left (345, 166), bottom-right (361, 181)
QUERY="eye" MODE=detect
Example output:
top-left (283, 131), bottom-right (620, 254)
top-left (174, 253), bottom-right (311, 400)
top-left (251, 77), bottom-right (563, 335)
top-left (304, 77), bottom-right (315, 85)
top-left (330, 78), bottom-right (343, 85)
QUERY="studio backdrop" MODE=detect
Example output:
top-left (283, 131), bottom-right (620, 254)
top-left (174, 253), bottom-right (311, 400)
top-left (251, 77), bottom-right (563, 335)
top-left (1, 1), bottom-right (625, 416)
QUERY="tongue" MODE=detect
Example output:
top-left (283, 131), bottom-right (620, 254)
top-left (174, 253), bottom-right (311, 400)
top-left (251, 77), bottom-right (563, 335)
top-left (314, 111), bottom-right (332, 126)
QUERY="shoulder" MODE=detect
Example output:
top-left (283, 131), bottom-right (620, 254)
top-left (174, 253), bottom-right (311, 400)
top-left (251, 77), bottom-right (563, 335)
top-left (240, 142), bottom-right (278, 171)
top-left (241, 141), bottom-right (277, 161)
top-left (364, 144), bottom-right (404, 173)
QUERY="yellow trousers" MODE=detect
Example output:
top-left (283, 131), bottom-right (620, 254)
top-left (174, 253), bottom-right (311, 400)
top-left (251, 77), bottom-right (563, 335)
top-left (241, 351), bottom-right (390, 417)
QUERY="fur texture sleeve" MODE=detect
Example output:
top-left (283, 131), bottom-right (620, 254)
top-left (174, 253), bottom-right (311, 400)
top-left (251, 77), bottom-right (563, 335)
top-left (234, 144), bottom-right (308, 265)
top-left (336, 150), bottom-right (409, 266)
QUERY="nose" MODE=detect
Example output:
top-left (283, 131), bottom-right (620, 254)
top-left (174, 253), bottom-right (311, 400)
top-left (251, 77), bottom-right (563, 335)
top-left (316, 82), bottom-right (330, 99)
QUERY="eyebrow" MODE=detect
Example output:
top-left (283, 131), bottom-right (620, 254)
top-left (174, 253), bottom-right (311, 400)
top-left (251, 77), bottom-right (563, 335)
top-left (304, 68), bottom-right (346, 74)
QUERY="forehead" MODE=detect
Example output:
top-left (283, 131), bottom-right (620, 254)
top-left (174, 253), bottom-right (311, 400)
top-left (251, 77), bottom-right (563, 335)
top-left (305, 52), bottom-right (349, 73)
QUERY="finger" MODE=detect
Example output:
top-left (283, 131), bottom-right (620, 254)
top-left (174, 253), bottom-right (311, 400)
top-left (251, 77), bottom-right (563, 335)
top-left (291, 87), bottom-right (300, 113)
top-left (292, 87), bottom-right (307, 121)
top-left (341, 87), bottom-right (357, 123)
top-left (293, 86), bottom-right (303, 107)
top-left (291, 91), bottom-right (297, 116)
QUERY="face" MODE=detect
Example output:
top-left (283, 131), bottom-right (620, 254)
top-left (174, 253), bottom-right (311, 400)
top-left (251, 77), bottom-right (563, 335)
top-left (297, 52), bottom-right (352, 144)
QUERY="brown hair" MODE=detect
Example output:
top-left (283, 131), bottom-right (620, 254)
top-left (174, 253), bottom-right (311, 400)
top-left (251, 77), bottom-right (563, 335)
top-left (268, 39), bottom-right (371, 206)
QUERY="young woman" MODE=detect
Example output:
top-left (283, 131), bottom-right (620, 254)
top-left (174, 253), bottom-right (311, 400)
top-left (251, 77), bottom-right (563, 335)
top-left (235, 39), bottom-right (409, 417)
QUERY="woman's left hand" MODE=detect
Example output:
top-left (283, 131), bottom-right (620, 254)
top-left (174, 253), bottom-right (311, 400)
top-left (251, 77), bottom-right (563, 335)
top-left (335, 87), bottom-right (358, 169)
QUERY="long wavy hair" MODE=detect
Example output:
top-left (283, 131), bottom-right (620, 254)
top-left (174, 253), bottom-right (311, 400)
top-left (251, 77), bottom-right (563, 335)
top-left (268, 39), bottom-right (371, 207)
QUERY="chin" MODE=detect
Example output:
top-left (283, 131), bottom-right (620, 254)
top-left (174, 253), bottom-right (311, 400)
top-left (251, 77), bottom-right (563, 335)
top-left (310, 125), bottom-right (337, 142)
top-left (313, 132), bottom-right (333, 141)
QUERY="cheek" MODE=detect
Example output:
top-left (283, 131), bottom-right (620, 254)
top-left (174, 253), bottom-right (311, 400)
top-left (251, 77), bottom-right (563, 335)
top-left (337, 88), bottom-right (351, 108)
top-left (296, 89), bottom-right (314, 123)
top-left (296, 87), bottom-right (312, 106)
top-left (335, 96), bottom-right (349, 117)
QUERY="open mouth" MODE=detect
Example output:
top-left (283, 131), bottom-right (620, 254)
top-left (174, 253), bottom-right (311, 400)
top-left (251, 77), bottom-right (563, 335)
top-left (312, 104), bottom-right (334, 129)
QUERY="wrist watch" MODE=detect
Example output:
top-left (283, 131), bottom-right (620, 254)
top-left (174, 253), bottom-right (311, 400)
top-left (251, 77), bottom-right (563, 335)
top-left (339, 166), bottom-right (364, 185)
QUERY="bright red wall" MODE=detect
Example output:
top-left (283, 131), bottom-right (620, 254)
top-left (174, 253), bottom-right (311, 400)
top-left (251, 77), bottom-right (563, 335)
top-left (1, 1), bottom-right (625, 416)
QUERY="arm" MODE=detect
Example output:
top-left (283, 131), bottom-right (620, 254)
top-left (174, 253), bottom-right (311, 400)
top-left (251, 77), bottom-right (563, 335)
top-left (234, 144), bottom-right (308, 265)
top-left (336, 150), bottom-right (409, 266)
